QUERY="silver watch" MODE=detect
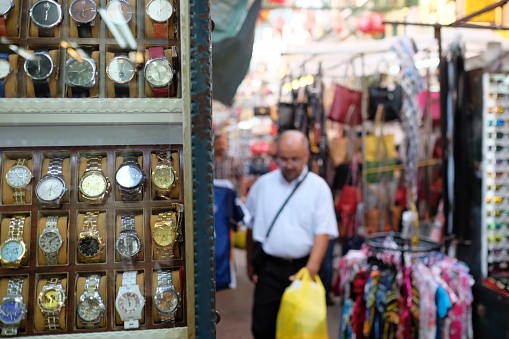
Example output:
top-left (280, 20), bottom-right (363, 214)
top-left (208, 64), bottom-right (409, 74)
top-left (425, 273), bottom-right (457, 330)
top-left (115, 156), bottom-right (145, 201)
top-left (77, 275), bottom-right (105, 328)
top-left (0, 277), bottom-right (26, 336)
top-left (38, 216), bottom-right (63, 265)
top-left (36, 157), bottom-right (67, 208)
top-left (154, 271), bottom-right (180, 323)
top-left (116, 214), bottom-right (142, 263)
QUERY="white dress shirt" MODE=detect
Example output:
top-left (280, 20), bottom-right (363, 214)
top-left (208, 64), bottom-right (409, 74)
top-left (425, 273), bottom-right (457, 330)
top-left (245, 167), bottom-right (338, 259)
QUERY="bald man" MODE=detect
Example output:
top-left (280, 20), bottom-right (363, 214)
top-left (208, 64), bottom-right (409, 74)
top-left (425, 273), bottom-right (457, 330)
top-left (245, 130), bottom-right (338, 339)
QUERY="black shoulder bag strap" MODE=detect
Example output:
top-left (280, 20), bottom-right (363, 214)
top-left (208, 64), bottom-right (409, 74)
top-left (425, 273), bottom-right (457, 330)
top-left (263, 171), bottom-right (309, 241)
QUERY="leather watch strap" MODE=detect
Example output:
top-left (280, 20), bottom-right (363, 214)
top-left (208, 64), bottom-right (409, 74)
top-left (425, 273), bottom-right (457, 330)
top-left (149, 47), bottom-right (165, 59)
top-left (77, 24), bottom-right (92, 38)
top-left (72, 47), bottom-right (93, 98)
top-left (38, 27), bottom-right (54, 38)
top-left (153, 22), bottom-right (167, 39)
top-left (33, 79), bottom-right (51, 98)
top-left (0, 16), bottom-right (7, 38)
top-left (148, 47), bottom-right (169, 97)
top-left (0, 53), bottom-right (7, 98)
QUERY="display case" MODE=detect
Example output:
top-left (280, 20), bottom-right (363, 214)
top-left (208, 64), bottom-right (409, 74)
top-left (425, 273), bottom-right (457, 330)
top-left (0, 0), bottom-right (214, 337)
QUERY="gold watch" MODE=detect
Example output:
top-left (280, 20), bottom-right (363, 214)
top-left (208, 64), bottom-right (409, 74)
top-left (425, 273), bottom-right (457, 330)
top-left (37, 278), bottom-right (66, 330)
top-left (77, 212), bottom-right (104, 262)
top-left (152, 151), bottom-right (177, 199)
top-left (79, 156), bottom-right (110, 204)
top-left (0, 216), bottom-right (27, 268)
top-left (153, 212), bottom-right (177, 259)
top-left (5, 159), bottom-right (33, 204)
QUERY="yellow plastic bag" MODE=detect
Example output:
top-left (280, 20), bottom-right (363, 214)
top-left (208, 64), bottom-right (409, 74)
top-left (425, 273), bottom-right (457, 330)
top-left (276, 268), bottom-right (328, 339)
top-left (233, 225), bottom-right (247, 249)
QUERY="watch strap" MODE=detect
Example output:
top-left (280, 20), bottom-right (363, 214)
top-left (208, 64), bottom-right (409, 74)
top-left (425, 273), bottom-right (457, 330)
top-left (72, 85), bottom-right (90, 98)
top-left (43, 278), bottom-right (62, 330)
top-left (122, 271), bottom-right (137, 287)
top-left (33, 79), bottom-right (52, 98)
top-left (0, 16), bottom-right (7, 38)
top-left (156, 271), bottom-right (177, 322)
top-left (121, 214), bottom-right (135, 231)
top-left (153, 86), bottom-right (169, 97)
top-left (77, 24), bottom-right (92, 38)
top-left (153, 22), bottom-right (167, 39)
top-left (149, 47), bottom-right (165, 59)
top-left (82, 212), bottom-right (98, 233)
top-left (10, 159), bottom-right (31, 205)
top-left (86, 156), bottom-right (103, 172)
top-left (9, 216), bottom-right (24, 240)
top-left (154, 212), bottom-right (175, 259)
top-left (38, 27), bottom-right (54, 38)
top-left (0, 53), bottom-right (6, 98)
top-left (147, 47), bottom-right (170, 97)
top-left (47, 157), bottom-right (64, 176)
top-left (114, 82), bottom-right (130, 98)
top-left (85, 274), bottom-right (100, 294)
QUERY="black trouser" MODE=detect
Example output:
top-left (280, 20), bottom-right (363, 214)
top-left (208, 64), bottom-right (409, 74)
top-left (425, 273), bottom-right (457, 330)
top-left (252, 253), bottom-right (308, 339)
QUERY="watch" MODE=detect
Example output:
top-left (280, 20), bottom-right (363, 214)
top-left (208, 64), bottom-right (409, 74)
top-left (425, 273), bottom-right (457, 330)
top-left (0, 0), bottom-right (14, 38)
top-left (116, 214), bottom-right (142, 263)
top-left (69, 0), bottom-right (97, 38)
top-left (152, 151), bottom-right (177, 199)
top-left (65, 52), bottom-right (97, 98)
top-left (37, 278), bottom-right (66, 330)
top-left (146, 0), bottom-right (173, 39)
top-left (153, 212), bottom-right (177, 259)
top-left (116, 156), bottom-right (145, 201)
top-left (106, 54), bottom-right (135, 98)
top-left (38, 216), bottom-right (63, 266)
top-left (79, 156), bottom-right (110, 204)
top-left (105, 0), bottom-right (133, 25)
top-left (144, 47), bottom-right (174, 97)
top-left (154, 271), bottom-right (180, 323)
top-left (77, 212), bottom-right (103, 262)
top-left (36, 157), bottom-right (67, 208)
top-left (0, 277), bottom-right (26, 336)
top-left (115, 271), bottom-right (145, 329)
top-left (29, 0), bottom-right (63, 37)
top-left (0, 217), bottom-right (26, 268)
top-left (77, 275), bottom-right (105, 328)
top-left (24, 51), bottom-right (54, 98)
top-left (5, 159), bottom-right (33, 205)
top-left (0, 53), bottom-right (10, 98)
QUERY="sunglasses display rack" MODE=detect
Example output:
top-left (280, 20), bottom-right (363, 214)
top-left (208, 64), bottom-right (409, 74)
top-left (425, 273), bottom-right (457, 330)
top-left (484, 73), bottom-right (509, 276)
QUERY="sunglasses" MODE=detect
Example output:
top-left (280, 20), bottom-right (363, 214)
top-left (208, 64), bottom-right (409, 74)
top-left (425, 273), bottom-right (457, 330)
top-left (488, 120), bottom-right (505, 127)
top-left (489, 107), bottom-right (505, 114)
top-left (487, 209), bottom-right (509, 217)
top-left (488, 234), bottom-right (505, 243)
top-left (487, 172), bottom-right (507, 179)
top-left (488, 222), bottom-right (504, 230)
top-left (488, 184), bottom-right (503, 190)
top-left (488, 145), bottom-right (507, 152)
top-left (487, 196), bottom-right (504, 204)
top-left (489, 132), bottom-right (506, 139)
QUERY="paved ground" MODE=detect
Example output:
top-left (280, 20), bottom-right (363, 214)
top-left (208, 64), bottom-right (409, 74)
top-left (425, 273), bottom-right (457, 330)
top-left (216, 248), bottom-right (342, 339)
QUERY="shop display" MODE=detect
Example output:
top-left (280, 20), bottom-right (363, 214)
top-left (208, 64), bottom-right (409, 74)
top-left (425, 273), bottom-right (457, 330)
top-left (0, 146), bottom-right (185, 336)
top-left (106, 54), bottom-right (136, 97)
top-left (105, 0), bottom-right (133, 24)
top-left (24, 51), bottom-right (54, 98)
top-left (146, 0), bottom-right (173, 39)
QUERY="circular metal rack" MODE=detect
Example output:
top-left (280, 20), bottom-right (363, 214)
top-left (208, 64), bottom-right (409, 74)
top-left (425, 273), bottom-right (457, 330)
top-left (366, 232), bottom-right (441, 254)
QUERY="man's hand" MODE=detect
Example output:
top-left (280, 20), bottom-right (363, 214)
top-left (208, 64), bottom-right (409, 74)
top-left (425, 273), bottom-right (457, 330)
top-left (289, 234), bottom-right (329, 281)
top-left (246, 228), bottom-right (257, 283)
top-left (248, 264), bottom-right (258, 283)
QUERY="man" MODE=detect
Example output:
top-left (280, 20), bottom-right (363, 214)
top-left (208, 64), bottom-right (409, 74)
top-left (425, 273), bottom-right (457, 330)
top-left (245, 130), bottom-right (338, 339)
top-left (213, 134), bottom-right (246, 198)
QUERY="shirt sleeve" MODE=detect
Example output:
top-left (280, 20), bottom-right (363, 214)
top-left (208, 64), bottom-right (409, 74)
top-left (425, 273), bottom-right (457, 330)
top-left (312, 179), bottom-right (339, 238)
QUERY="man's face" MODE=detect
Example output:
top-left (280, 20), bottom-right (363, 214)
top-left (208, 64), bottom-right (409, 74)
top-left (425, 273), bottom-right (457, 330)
top-left (214, 137), bottom-right (228, 157)
top-left (277, 141), bottom-right (308, 182)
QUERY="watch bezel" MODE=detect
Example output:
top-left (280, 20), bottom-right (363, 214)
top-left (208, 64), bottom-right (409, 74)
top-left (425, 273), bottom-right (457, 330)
top-left (65, 57), bottom-right (97, 88)
top-left (0, 58), bottom-right (11, 80)
top-left (152, 164), bottom-right (176, 189)
top-left (154, 287), bottom-right (179, 314)
top-left (35, 175), bottom-right (67, 204)
top-left (153, 222), bottom-right (176, 247)
top-left (24, 52), bottom-right (54, 81)
top-left (77, 294), bottom-right (105, 323)
top-left (0, 239), bottom-right (26, 264)
top-left (115, 163), bottom-right (144, 189)
top-left (105, 0), bottom-right (133, 25)
top-left (5, 164), bottom-right (32, 188)
top-left (69, 0), bottom-right (97, 24)
top-left (116, 291), bottom-right (142, 315)
top-left (38, 287), bottom-right (65, 312)
top-left (116, 231), bottom-right (142, 258)
top-left (0, 0), bottom-right (14, 16)
top-left (106, 56), bottom-right (135, 84)
top-left (146, 0), bottom-right (173, 23)
top-left (30, 0), bottom-right (63, 28)
top-left (78, 235), bottom-right (101, 257)
top-left (79, 171), bottom-right (108, 198)
top-left (143, 57), bottom-right (174, 88)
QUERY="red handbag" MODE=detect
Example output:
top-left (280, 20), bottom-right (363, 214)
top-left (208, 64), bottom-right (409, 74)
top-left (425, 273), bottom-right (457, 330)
top-left (334, 156), bottom-right (360, 237)
top-left (328, 84), bottom-right (362, 124)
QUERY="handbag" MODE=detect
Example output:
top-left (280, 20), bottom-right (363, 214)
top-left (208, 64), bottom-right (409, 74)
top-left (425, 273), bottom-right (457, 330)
top-left (277, 102), bottom-right (295, 133)
top-left (418, 90), bottom-right (440, 120)
top-left (276, 267), bottom-right (328, 339)
top-left (328, 62), bottom-right (362, 124)
top-left (251, 172), bottom-right (309, 271)
top-left (367, 84), bottom-right (402, 121)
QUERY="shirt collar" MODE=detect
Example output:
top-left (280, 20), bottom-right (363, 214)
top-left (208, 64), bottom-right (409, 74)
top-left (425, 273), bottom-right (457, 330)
top-left (277, 166), bottom-right (309, 185)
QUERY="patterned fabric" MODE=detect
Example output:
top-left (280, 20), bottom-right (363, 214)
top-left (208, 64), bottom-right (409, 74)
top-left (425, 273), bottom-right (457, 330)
top-left (352, 269), bottom-right (369, 339)
top-left (214, 154), bottom-right (244, 195)
top-left (413, 264), bottom-right (438, 339)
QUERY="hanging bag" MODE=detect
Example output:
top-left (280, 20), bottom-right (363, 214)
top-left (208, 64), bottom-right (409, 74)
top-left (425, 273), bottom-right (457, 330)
top-left (367, 60), bottom-right (402, 121)
top-left (276, 267), bottom-right (328, 339)
top-left (328, 61), bottom-right (362, 124)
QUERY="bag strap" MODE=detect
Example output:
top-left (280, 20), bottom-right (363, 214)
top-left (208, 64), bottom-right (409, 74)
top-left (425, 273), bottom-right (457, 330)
top-left (264, 171), bottom-right (309, 240)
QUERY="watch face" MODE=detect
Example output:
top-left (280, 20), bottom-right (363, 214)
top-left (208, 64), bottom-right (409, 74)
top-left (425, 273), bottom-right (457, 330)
top-left (116, 165), bottom-right (144, 188)
top-left (152, 166), bottom-right (175, 189)
top-left (105, 0), bottom-right (133, 24)
top-left (24, 52), bottom-right (54, 81)
top-left (147, 0), bottom-right (173, 22)
top-left (36, 176), bottom-right (65, 202)
top-left (117, 233), bottom-right (141, 257)
top-left (0, 0), bottom-right (13, 16)
top-left (78, 298), bottom-right (103, 322)
top-left (1, 241), bottom-right (24, 262)
top-left (30, 0), bottom-right (62, 28)
top-left (106, 56), bottom-right (135, 83)
top-left (0, 301), bottom-right (24, 324)
top-left (144, 58), bottom-right (173, 88)
top-left (117, 292), bottom-right (141, 314)
top-left (79, 172), bottom-right (108, 198)
top-left (153, 224), bottom-right (176, 246)
top-left (69, 0), bottom-right (97, 24)
top-left (39, 232), bottom-right (63, 252)
top-left (78, 236), bottom-right (100, 257)
top-left (39, 288), bottom-right (65, 311)
top-left (65, 58), bottom-right (96, 88)
top-left (154, 290), bottom-right (178, 313)
top-left (0, 58), bottom-right (11, 80)
top-left (5, 165), bottom-right (32, 188)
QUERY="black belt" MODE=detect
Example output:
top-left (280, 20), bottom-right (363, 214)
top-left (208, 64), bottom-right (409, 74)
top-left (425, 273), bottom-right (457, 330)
top-left (265, 253), bottom-right (308, 266)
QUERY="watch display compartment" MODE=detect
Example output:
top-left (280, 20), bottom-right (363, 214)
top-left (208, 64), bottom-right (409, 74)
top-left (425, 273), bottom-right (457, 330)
top-left (143, 47), bottom-right (176, 97)
top-left (29, 0), bottom-right (63, 38)
top-left (105, 51), bottom-right (138, 98)
top-left (39, 151), bottom-right (71, 205)
top-left (0, 275), bottom-right (28, 334)
top-left (114, 152), bottom-right (144, 202)
top-left (114, 210), bottom-right (144, 263)
top-left (1, 0), bottom-right (20, 37)
top-left (1, 153), bottom-right (34, 205)
top-left (65, 49), bottom-right (100, 98)
top-left (1, 52), bottom-right (18, 98)
top-left (0, 214), bottom-right (30, 268)
top-left (75, 272), bottom-right (107, 329)
top-left (76, 210), bottom-right (107, 264)
top-left (144, 0), bottom-right (178, 40)
top-left (151, 268), bottom-right (182, 324)
top-left (24, 49), bottom-right (59, 98)
top-left (150, 206), bottom-right (183, 261)
top-left (105, 0), bottom-right (137, 39)
top-left (77, 151), bottom-right (109, 204)
top-left (150, 150), bottom-right (180, 200)
top-left (114, 269), bottom-right (145, 327)
top-left (34, 274), bottom-right (68, 331)
top-left (67, 0), bottom-right (100, 39)
top-left (36, 212), bottom-right (69, 266)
